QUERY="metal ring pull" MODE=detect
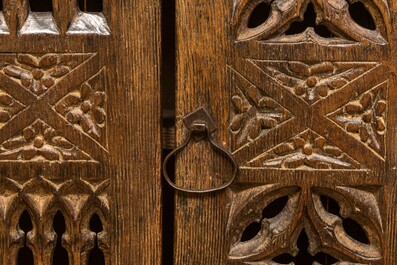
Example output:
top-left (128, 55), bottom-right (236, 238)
top-left (162, 108), bottom-right (238, 194)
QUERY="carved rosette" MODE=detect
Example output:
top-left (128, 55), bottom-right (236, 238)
top-left (227, 185), bottom-right (383, 264)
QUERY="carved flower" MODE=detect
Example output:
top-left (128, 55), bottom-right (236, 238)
top-left (230, 86), bottom-right (290, 144)
top-left (333, 87), bottom-right (386, 154)
top-left (255, 130), bottom-right (359, 169)
top-left (56, 82), bottom-right (106, 138)
top-left (284, 61), bottom-right (351, 103)
top-left (0, 91), bottom-right (25, 124)
top-left (0, 120), bottom-right (90, 161)
top-left (3, 54), bottom-right (73, 96)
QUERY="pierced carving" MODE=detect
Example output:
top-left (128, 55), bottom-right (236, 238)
top-left (233, 0), bottom-right (389, 44)
top-left (328, 81), bottom-right (387, 158)
top-left (227, 185), bottom-right (383, 264)
top-left (247, 129), bottom-right (361, 169)
top-left (0, 119), bottom-right (93, 161)
top-left (2, 54), bottom-right (92, 96)
top-left (229, 67), bottom-right (293, 150)
top-left (0, 176), bottom-right (110, 264)
top-left (251, 60), bottom-right (378, 105)
top-left (55, 70), bottom-right (106, 143)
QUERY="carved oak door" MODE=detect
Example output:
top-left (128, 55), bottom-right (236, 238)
top-left (172, 0), bottom-right (396, 264)
top-left (0, 1), bottom-right (161, 265)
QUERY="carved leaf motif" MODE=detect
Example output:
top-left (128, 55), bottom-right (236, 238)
top-left (0, 119), bottom-right (93, 161)
top-left (251, 60), bottom-right (378, 105)
top-left (328, 81), bottom-right (387, 158)
top-left (55, 70), bottom-right (107, 145)
top-left (233, 0), bottom-right (389, 44)
top-left (0, 89), bottom-right (25, 128)
top-left (2, 54), bottom-right (92, 96)
top-left (247, 129), bottom-right (361, 169)
top-left (229, 67), bottom-right (293, 150)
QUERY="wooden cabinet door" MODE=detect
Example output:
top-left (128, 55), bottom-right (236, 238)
top-left (173, 0), bottom-right (396, 264)
top-left (0, 1), bottom-right (161, 264)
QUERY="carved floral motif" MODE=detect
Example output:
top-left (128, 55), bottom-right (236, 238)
top-left (227, 184), bottom-right (383, 264)
top-left (230, 68), bottom-right (292, 150)
top-left (0, 53), bottom-right (107, 161)
top-left (248, 129), bottom-right (361, 169)
top-left (329, 82), bottom-right (387, 157)
top-left (0, 89), bottom-right (25, 126)
top-left (0, 119), bottom-right (93, 161)
top-left (252, 60), bottom-right (378, 105)
top-left (2, 54), bottom-right (91, 96)
top-left (55, 70), bottom-right (106, 141)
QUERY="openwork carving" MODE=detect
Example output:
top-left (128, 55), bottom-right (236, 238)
top-left (0, 176), bottom-right (110, 264)
top-left (0, 53), bottom-right (107, 162)
top-left (229, 67), bottom-right (293, 150)
top-left (232, 0), bottom-right (389, 44)
top-left (328, 82), bottom-right (387, 158)
top-left (247, 129), bottom-right (361, 169)
top-left (227, 184), bottom-right (383, 264)
top-left (0, 119), bottom-right (93, 161)
top-left (252, 60), bottom-right (378, 105)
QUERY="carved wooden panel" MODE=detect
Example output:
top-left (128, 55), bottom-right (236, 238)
top-left (174, 0), bottom-right (396, 264)
top-left (0, 1), bottom-right (162, 265)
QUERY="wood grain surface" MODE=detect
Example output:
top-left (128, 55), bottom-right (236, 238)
top-left (173, 0), bottom-right (397, 264)
top-left (0, 1), bottom-right (162, 264)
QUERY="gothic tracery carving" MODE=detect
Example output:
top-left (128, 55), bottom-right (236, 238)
top-left (233, 0), bottom-right (389, 44)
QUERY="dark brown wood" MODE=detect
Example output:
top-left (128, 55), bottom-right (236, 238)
top-left (174, 0), bottom-right (397, 264)
top-left (0, 1), bottom-right (162, 264)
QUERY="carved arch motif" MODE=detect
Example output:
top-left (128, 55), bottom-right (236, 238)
top-left (0, 176), bottom-right (110, 264)
top-left (227, 184), bottom-right (383, 264)
top-left (232, 0), bottom-right (390, 44)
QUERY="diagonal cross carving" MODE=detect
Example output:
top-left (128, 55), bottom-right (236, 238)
top-left (0, 53), bottom-right (107, 161)
top-left (231, 57), bottom-right (389, 169)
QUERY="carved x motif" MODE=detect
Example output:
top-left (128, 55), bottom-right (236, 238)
top-left (231, 58), bottom-right (389, 169)
top-left (0, 54), bottom-right (107, 161)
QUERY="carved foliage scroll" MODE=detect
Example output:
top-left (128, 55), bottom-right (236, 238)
top-left (227, 185), bottom-right (383, 264)
top-left (232, 0), bottom-right (389, 44)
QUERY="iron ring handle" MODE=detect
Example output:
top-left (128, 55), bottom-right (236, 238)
top-left (162, 123), bottom-right (238, 194)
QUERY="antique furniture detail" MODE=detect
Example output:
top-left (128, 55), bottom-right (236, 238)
top-left (224, 0), bottom-right (391, 264)
top-left (232, 0), bottom-right (389, 44)
top-left (227, 184), bottom-right (383, 264)
top-left (163, 108), bottom-right (238, 193)
top-left (0, 1), bottom-right (117, 264)
top-left (0, 0), bottom-right (110, 35)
